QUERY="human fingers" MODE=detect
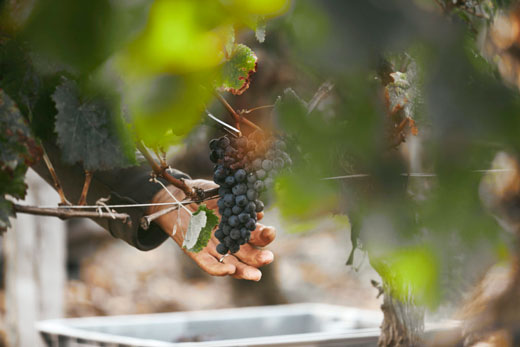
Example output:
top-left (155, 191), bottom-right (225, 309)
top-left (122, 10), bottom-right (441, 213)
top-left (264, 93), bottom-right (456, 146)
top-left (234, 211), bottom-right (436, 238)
top-left (248, 224), bottom-right (276, 247)
top-left (187, 250), bottom-right (235, 276)
top-left (220, 254), bottom-right (263, 281)
top-left (233, 243), bottom-right (274, 268)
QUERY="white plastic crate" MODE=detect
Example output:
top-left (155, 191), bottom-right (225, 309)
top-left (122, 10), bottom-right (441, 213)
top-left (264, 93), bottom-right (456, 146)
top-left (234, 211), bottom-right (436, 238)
top-left (37, 303), bottom-right (383, 346)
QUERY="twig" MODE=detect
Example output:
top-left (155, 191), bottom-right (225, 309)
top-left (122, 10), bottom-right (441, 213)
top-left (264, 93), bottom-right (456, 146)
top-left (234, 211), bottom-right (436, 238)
top-left (77, 170), bottom-right (92, 206)
top-left (307, 81), bottom-right (334, 114)
top-left (214, 92), bottom-right (262, 131)
top-left (13, 203), bottom-right (131, 224)
top-left (153, 148), bottom-right (168, 170)
top-left (136, 141), bottom-right (198, 200)
top-left (238, 105), bottom-right (274, 115)
top-left (41, 147), bottom-right (71, 206)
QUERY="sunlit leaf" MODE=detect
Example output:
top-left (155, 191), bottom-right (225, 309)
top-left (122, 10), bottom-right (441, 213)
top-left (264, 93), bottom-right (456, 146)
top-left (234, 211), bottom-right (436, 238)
top-left (184, 205), bottom-right (219, 253)
top-left (375, 246), bottom-right (439, 308)
top-left (219, 44), bottom-right (257, 95)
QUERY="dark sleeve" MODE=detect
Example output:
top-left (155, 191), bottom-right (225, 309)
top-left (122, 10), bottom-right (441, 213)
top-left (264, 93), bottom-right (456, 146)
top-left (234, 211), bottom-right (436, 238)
top-left (31, 142), bottom-right (190, 251)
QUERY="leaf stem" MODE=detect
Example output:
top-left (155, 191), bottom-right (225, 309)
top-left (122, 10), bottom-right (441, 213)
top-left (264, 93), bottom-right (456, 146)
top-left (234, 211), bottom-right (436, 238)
top-left (77, 170), bottom-right (92, 206)
top-left (12, 203), bottom-right (131, 223)
top-left (41, 147), bottom-right (71, 206)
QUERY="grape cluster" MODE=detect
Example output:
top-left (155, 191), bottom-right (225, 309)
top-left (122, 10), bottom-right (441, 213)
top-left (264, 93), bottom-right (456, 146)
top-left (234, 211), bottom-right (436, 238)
top-left (209, 131), bottom-right (291, 254)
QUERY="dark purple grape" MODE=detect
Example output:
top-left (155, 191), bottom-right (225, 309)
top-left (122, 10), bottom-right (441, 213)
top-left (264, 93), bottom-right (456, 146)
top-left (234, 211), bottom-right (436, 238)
top-left (209, 139), bottom-right (219, 150)
top-left (245, 201), bottom-right (256, 213)
top-left (262, 159), bottom-right (273, 171)
top-left (230, 228), bottom-right (241, 240)
top-left (229, 215), bottom-right (239, 227)
top-left (275, 140), bottom-right (286, 150)
top-left (219, 136), bottom-right (230, 148)
top-left (256, 169), bottom-right (267, 180)
top-left (273, 158), bottom-right (284, 169)
top-left (232, 183), bottom-right (247, 195)
top-left (217, 199), bottom-right (226, 210)
top-left (254, 180), bottom-right (264, 191)
top-left (238, 213), bottom-right (250, 223)
top-left (223, 208), bottom-right (232, 217)
top-left (255, 200), bottom-right (264, 212)
top-left (245, 219), bottom-right (256, 231)
top-left (223, 194), bottom-right (234, 207)
top-left (236, 195), bottom-right (248, 207)
top-left (216, 243), bottom-right (229, 255)
top-left (209, 150), bottom-right (219, 163)
top-left (222, 224), bottom-right (231, 234)
top-left (225, 176), bottom-right (236, 187)
top-left (229, 243), bottom-right (240, 253)
top-left (224, 236), bottom-right (235, 248)
top-left (247, 173), bottom-right (257, 183)
top-left (237, 136), bottom-right (247, 148)
top-left (215, 229), bottom-right (224, 240)
top-left (219, 187), bottom-right (231, 196)
top-left (247, 189), bottom-right (258, 201)
top-left (252, 158), bottom-right (262, 170)
top-left (232, 205), bottom-right (242, 215)
top-left (234, 169), bottom-right (247, 182)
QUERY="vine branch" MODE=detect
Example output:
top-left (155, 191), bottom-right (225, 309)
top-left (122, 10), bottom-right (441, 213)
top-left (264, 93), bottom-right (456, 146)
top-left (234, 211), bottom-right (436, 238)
top-left (214, 92), bottom-right (262, 131)
top-left (13, 203), bottom-right (131, 224)
top-left (136, 141), bottom-right (199, 199)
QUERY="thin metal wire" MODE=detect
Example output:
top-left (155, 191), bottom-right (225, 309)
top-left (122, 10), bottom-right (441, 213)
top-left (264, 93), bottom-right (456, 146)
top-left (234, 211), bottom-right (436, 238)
top-left (206, 110), bottom-right (241, 135)
top-left (321, 169), bottom-right (514, 180)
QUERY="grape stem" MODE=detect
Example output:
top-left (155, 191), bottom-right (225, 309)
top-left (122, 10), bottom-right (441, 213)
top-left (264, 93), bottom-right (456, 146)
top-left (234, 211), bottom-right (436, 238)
top-left (214, 92), bottom-right (262, 132)
top-left (136, 141), bottom-right (198, 199)
top-left (136, 141), bottom-right (219, 202)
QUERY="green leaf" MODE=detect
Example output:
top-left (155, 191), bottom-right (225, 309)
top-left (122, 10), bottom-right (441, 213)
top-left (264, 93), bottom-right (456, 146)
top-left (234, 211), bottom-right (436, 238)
top-left (184, 204), bottom-right (219, 253)
top-left (0, 89), bottom-right (40, 230)
top-left (0, 89), bottom-right (40, 199)
top-left (219, 44), bottom-right (257, 95)
top-left (52, 78), bottom-right (136, 171)
top-left (0, 196), bottom-right (13, 232)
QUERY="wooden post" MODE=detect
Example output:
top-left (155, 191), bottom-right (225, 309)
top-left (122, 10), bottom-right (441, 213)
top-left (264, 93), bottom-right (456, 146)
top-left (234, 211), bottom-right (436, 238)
top-left (4, 169), bottom-right (66, 347)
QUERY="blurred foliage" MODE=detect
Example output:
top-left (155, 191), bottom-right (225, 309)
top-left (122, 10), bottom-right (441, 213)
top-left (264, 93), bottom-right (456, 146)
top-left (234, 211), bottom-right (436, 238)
top-left (0, 89), bottom-right (41, 230)
top-left (267, 0), bottom-right (520, 311)
top-left (2, 0), bottom-right (520, 320)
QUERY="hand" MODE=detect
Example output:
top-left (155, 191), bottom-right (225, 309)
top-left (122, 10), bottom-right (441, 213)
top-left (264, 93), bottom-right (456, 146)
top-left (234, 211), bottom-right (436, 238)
top-left (149, 179), bottom-right (276, 281)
